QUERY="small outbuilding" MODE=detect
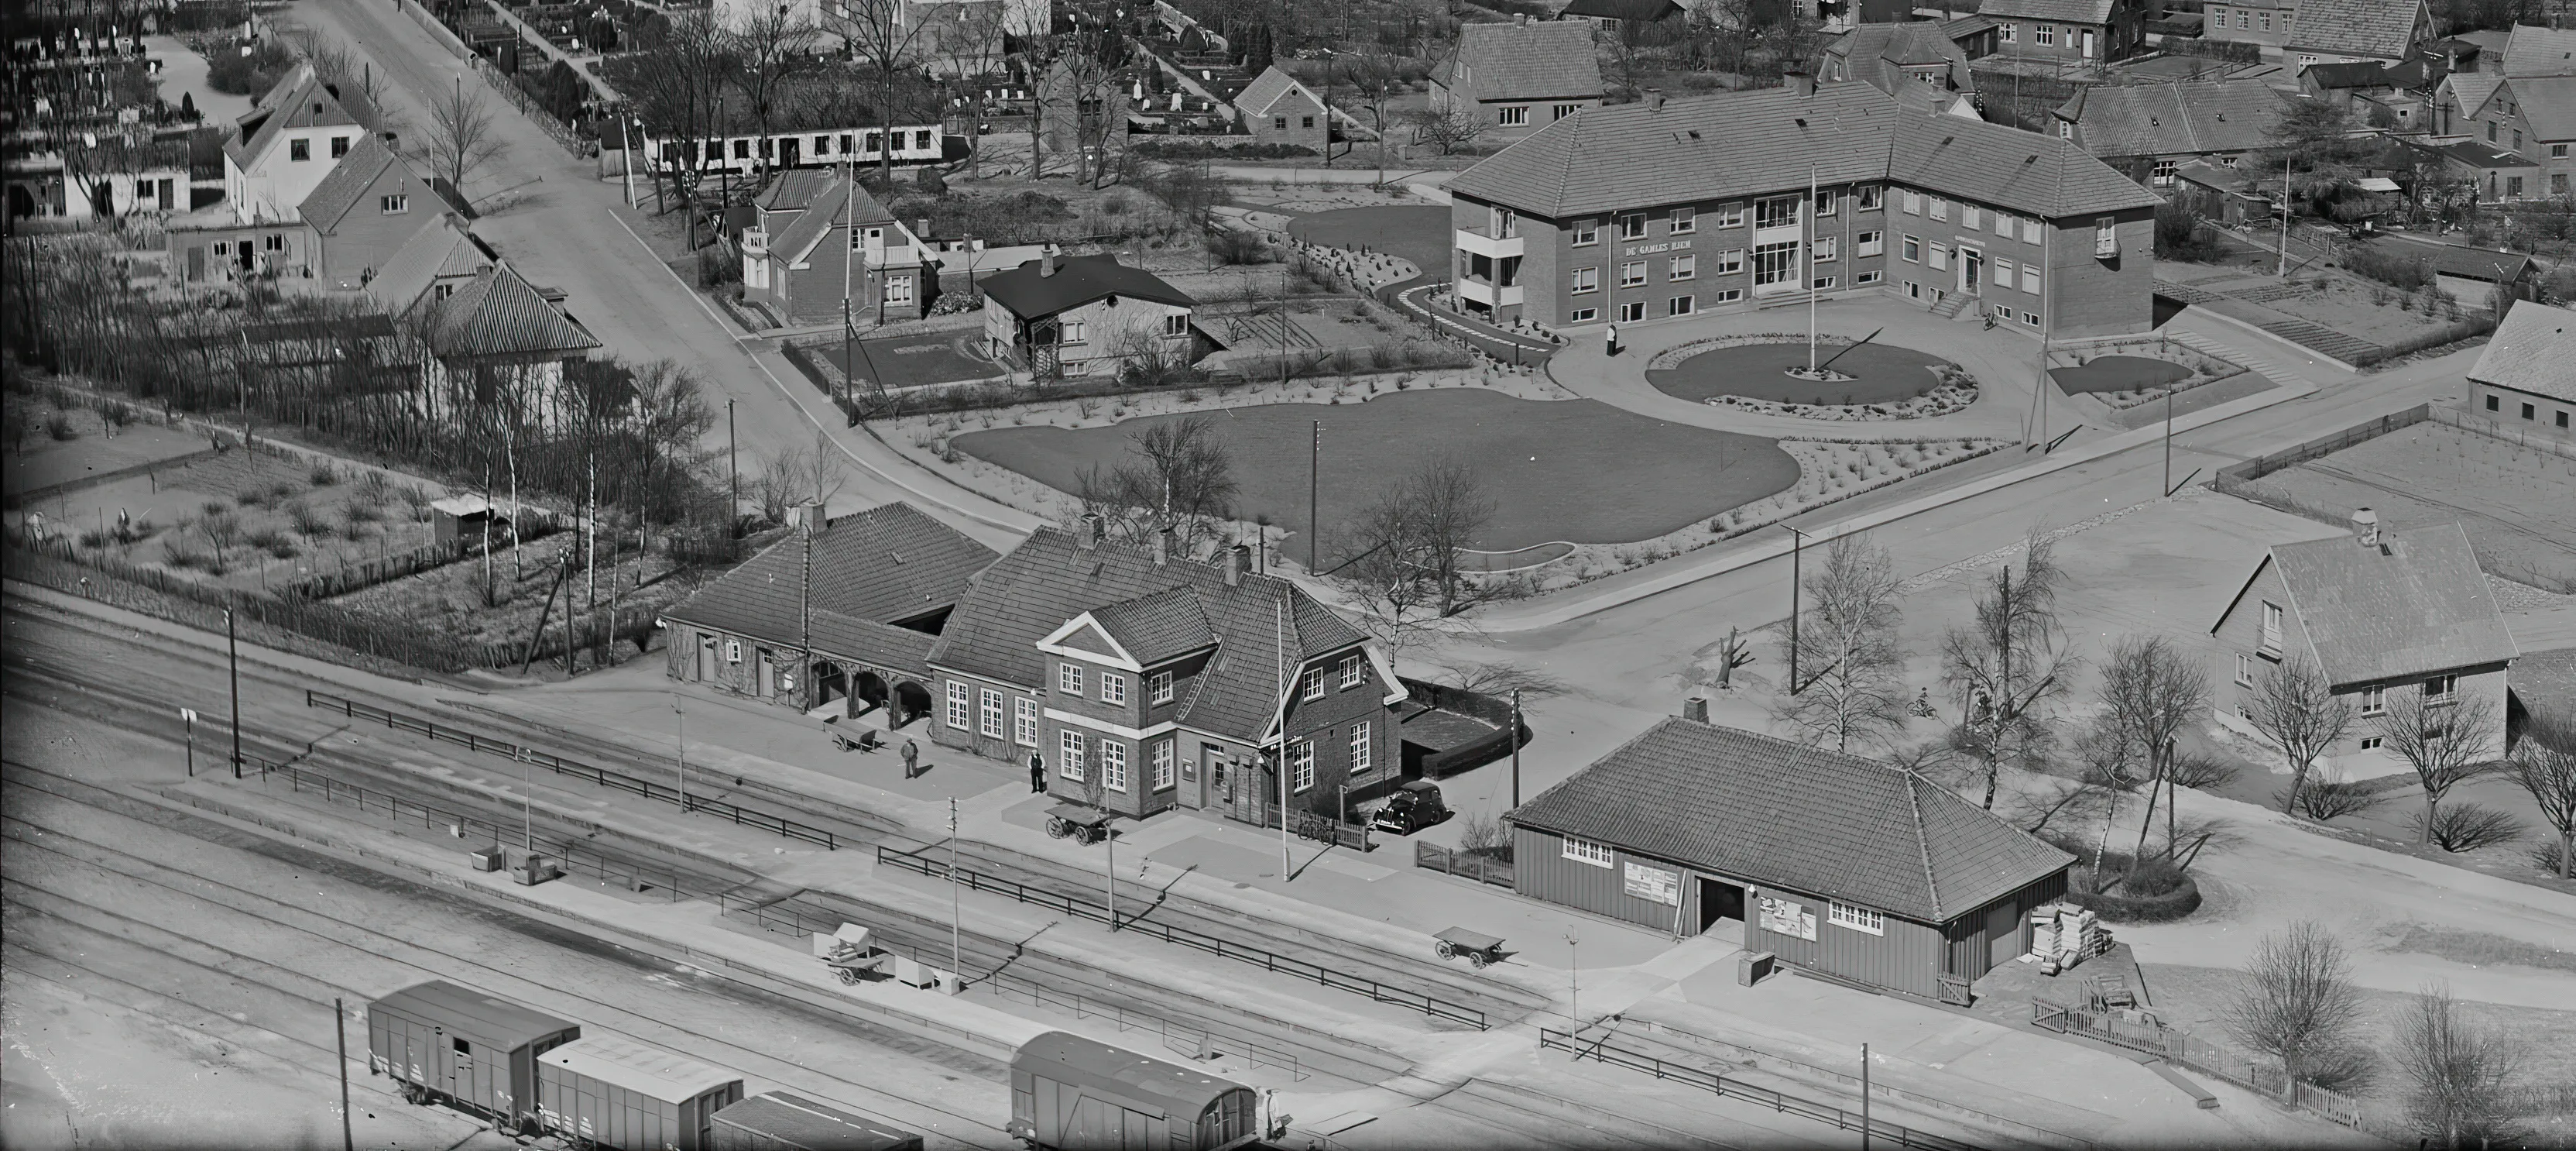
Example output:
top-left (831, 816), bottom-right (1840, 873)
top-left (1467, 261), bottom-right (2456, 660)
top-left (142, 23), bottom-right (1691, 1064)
top-left (1507, 713), bottom-right (2073, 1002)
top-left (430, 493), bottom-right (521, 550)
top-left (2466, 300), bottom-right (2575, 440)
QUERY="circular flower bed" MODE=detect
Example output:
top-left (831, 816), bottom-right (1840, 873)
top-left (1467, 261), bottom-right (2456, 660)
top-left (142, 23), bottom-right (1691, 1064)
top-left (2061, 854), bottom-right (2204, 923)
top-left (1647, 334), bottom-right (1974, 420)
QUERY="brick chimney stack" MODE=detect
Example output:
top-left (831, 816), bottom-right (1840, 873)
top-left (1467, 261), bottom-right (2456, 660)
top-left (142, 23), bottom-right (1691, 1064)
top-left (2353, 507), bottom-right (2379, 547)
top-left (1682, 696), bottom-right (1710, 723)
top-left (1223, 543), bottom-right (1249, 586)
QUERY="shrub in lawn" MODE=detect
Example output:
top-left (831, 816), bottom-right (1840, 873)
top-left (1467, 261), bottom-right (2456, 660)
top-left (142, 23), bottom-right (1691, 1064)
top-left (2418, 802), bottom-right (2525, 852)
top-left (247, 527), bottom-right (291, 552)
top-left (102, 401), bottom-right (134, 429)
top-left (79, 528), bottom-right (109, 549)
top-left (266, 538), bottom-right (299, 559)
top-left (310, 462), bottom-right (338, 486)
top-left (2285, 778), bottom-right (2382, 821)
top-left (201, 500), bottom-right (230, 517)
top-left (286, 501), bottom-right (331, 536)
top-left (270, 480), bottom-right (300, 501)
top-left (45, 411), bottom-right (77, 440)
top-left (163, 539), bottom-right (208, 569)
top-left (346, 500), bottom-right (384, 525)
top-left (199, 510), bottom-right (242, 552)
top-left (356, 470), bottom-right (392, 501)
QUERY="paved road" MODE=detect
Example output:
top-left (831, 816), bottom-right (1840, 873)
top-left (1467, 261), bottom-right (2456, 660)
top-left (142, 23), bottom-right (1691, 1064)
top-left (288, 0), bottom-right (1035, 548)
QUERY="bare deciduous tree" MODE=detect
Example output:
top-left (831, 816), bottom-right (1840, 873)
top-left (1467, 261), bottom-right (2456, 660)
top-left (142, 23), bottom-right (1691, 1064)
top-left (2375, 689), bottom-right (2502, 843)
top-left (829, 0), bottom-right (942, 182)
top-left (2245, 655), bottom-right (2354, 815)
top-left (1444, 660), bottom-right (1570, 701)
top-left (423, 79), bottom-right (512, 198)
top-left (2098, 634), bottom-right (2210, 867)
top-left (1072, 415), bottom-right (1237, 549)
top-left (615, 9), bottom-right (738, 224)
top-left (2224, 921), bottom-right (2368, 1089)
top-left (726, 2), bottom-right (818, 163)
top-left (1330, 454), bottom-right (1511, 651)
top-left (1402, 105), bottom-right (1483, 156)
top-left (1772, 533), bottom-right (1909, 754)
top-left (753, 434), bottom-right (850, 525)
top-left (1330, 52), bottom-right (1401, 183)
top-left (2509, 732), bottom-right (2576, 879)
top-left (1940, 532), bottom-right (2073, 809)
top-left (2394, 983), bottom-right (2523, 1151)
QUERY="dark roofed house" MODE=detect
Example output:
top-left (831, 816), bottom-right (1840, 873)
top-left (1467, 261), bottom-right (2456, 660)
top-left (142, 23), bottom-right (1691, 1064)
top-left (739, 167), bottom-right (933, 328)
top-left (979, 251), bottom-right (1204, 379)
top-left (1820, 22), bottom-right (1981, 116)
top-left (664, 500), bottom-right (1000, 727)
top-left (928, 517), bottom-right (1414, 823)
top-left (2052, 78), bottom-right (2287, 190)
top-left (293, 134), bottom-right (442, 290)
top-left (1508, 715), bottom-right (2073, 999)
top-left (1429, 17), bottom-right (1607, 140)
top-left (2465, 300), bottom-right (2576, 440)
top-left (2212, 517), bottom-right (2518, 780)
top-left (413, 259), bottom-right (605, 433)
top-left (2284, 0), bottom-right (2436, 66)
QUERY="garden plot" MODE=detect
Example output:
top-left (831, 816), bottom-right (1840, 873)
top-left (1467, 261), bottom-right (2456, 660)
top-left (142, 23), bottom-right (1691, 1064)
top-left (3, 397), bottom-right (208, 498)
top-left (2236, 423), bottom-right (2576, 589)
top-left (2255, 276), bottom-right (2479, 349)
top-left (332, 541), bottom-right (705, 661)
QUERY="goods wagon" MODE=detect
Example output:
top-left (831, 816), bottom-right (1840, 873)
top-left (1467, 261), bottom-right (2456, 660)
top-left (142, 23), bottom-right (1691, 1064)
top-left (1005, 1031), bottom-right (1261, 1151)
top-left (369, 981), bottom-right (580, 1132)
top-left (537, 1033), bottom-right (747, 1151)
top-left (708, 1091), bottom-right (924, 1151)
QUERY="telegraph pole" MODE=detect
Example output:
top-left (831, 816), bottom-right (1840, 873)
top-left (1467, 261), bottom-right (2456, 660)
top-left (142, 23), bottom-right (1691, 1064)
top-left (949, 797), bottom-right (962, 980)
top-left (227, 606), bottom-right (242, 778)
top-left (1307, 421), bottom-right (1319, 572)
top-left (726, 398), bottom-right (737, 536)
top-left (337, 998), bottom-right (355, 1151)
top-left (1782, 526), bottom-right (1809, 695)
top-left (1509, 689), bottom-right (1522, 808)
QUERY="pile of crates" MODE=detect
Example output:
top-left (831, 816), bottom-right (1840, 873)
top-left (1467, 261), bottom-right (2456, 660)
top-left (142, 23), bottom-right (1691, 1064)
top-left (2029, 903), bottom-right (2113, 974)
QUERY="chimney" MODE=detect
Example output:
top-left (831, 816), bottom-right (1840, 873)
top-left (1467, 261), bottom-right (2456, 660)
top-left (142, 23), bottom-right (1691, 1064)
top-left (1787, 71), bottom-right (1816, 98)
top-left (917, 217), bottom-right (931, 242)
top-left (1223, 543), bottom-right (1249, 587)
top-left (1078, 512), bottom-right (1103, 549)
top-left (1039, 243), bottom-right (1060, 277)
top-left (1645, 88), bottom-right (1665, 112)
top-left (1682, 696), bottom-right (1710, 724)
top-left (1514, 11), bottom-right (1527, 22)
top-left (1154, 525), bottom-right (1173, 565)
top-left (2353, 507), bottom-right (2379, 548)
top-left (795, 501), bottom-right (823, 533)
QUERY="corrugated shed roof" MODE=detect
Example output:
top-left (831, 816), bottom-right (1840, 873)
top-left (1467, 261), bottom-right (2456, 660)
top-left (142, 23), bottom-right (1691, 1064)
top-left (1977, 0), bottom-right (2115, 25)
top-left (541, 1035), bottom-right (738, 1105)
top-left (1090, 586), bottom-right (1216, 665)
top-left (372, 981), bottom-right (576, 1048)
top-left (2060, 79), bottom-right (2286, 156)
top-left (928, 528), bottom-right (1368, 742)
top-left (2285, 0), bottom-right (2427, 60)
top-left (366, 212), bottom-right (496, 313)
top-left (1508, 720), bottom-right (2072, 923)
top-left (2504, 74), bottom-right (2576, 136)
top-left (2266, 522), bottom-right (2520, 687)
top-left (1234, 66), bottom-right (1322, 116)
top-left (2468, 300), bottom-right (2576, 400)
top-left (665, 501), bottom-right (998, 670)
top-left (979, 254), bottom-right (1195, 319)
top-left (1437, 21), bottom-right (1605, 103)
top-left (2502, 23), bottom-right (2576, 76)
top-left (424, 262), bottom-right (602, 362)
top-left (1447, 81), bottom-right (2157, 218)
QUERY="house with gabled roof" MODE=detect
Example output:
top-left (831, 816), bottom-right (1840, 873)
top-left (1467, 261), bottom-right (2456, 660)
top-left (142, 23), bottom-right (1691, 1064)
top-left (364, 211), bottom-right (498, 314)
top-left (739, 167), bottom-right (932, 327)
top-left (2283, 0), bottom-right (2435, 67)
top-left (927, 517), bottom-right (1410, 824)
top-left (1820, 22), bottom-right (1981, 119)
top-left (2211, 514), bottom-right (2519, 777)
top-left (2455, 74), bottom-right (2576, 198)
top-left (661, 500), bottom-right (1001, 724)
top-left (1233, 65), bottom-right (1331, 154)
top-left (295, 135), bottom-right (442, 290)
top-left (1429, 17), bottom-right (1607, 141)
top-left (410, 259), bottom-right (605, 431)
top-left (2499, 22), bottom-right (2576, 77)
top-left (979, 250), bottom-right (1202, 378)
top-left (224, 63), bottom-right (386, 224)
top-left (2053, 79), bottom-right (2288, 191)
top-left (1442, 75), bottom-right (2163, 337)
top-left (1508, 711), bottom-right (2073, 998)
top-left (1976, 0), bottom-right (2152, 64)
top-left (2467, 300), bottom-right (2576, 440)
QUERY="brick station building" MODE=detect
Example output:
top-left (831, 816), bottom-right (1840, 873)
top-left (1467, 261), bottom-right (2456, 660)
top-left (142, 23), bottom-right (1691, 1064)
top-left (1442, 75), bottom-right (2164, 339)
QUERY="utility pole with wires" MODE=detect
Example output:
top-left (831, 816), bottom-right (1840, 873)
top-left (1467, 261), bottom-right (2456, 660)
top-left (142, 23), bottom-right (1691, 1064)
top-left (1307, 421), bottom-right (1319, 573)
top-left (2278, 151), bottom-right (2294, 278)
top-left (1808, 164), bottom-right (1820, 373)
top-left (842, 156), bottom-right (857, 404)
top-left (584, 450), bottom-right (598, 673)
top-left (727, 398), bottom-right (738, 536)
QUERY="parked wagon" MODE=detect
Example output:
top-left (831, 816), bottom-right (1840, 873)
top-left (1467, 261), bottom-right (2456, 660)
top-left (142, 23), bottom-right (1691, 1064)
top-left (710, 1091), bottom-right (924, 1151)
top-left (1043, 803), bottom-right (1118, 845)
top-left (1005, 1030), bottom-right (1262, 1151)
top-left (369, 980), bottom-right (580, 1133)
top-left (1432, 926), bottom-right (1505, 969)
top-left (536, 1034), bottom-right (746, 1151)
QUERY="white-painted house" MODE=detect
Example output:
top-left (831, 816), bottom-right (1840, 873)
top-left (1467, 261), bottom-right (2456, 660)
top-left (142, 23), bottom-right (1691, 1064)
top-left (979, 251), bottom-right (1203, 377)
top-left (222, 64), bottom-right (386, 224)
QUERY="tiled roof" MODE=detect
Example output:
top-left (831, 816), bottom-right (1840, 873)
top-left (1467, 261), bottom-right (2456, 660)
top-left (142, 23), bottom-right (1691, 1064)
top-left (756, 168), bottom-right (841, 212)
top-left (2285, 0), bottom-right (2426, 60)
top-left (2058, 79), bottom-right (2286, 157)
top-left (226, 67), bottom-right (372, 169)
top-left (1832, 23), bottom-right (1975, 98)
top-left (2504, 74), bottom-right (2576, 136)
top-left (2427, 139), bottom-right (2534, 168)
top-left (665, 502), bottom-right (997, 673)
top-left (2173, 158), bottom-right (2259, 194)
top-left (1090, 586), bottom-right (1217, 665)
top-left (295, 134), bottom-right (428, 235)
top-left (2258, 523), bottom-right (2520, 687)
top-left (2443, 72), bottom-right (2506, 119)
top-left (2468, 300), bottom-right (2576, 401)
top-left (927, 528), bottom-right (1370, 742)
top-left (1234, 66), bottom-right (1322, 116)
top-left (1435, 21), bottom-right (1605, 103)
top-left (2502, 23), bottom-right (2576, 76)
top-left (1509, 719), bottom-right (2072, 923)
top-left (1977, 0), bottom-right (2115, 25)
top-left (1943, 14), bottom-right (2000, 36)
top-left (423, 262), bottom-right (602, 362)
top-left (979, 254), bottom-right (1195, 320)
top-left (769, 170), bottom-right (898, 265)
top-left (1447, 81), bottom-right (2159, 220)
top-left (366, 212), bottom-right (496, 313)
top-left (1556, 0), bottom-right (1683, 19)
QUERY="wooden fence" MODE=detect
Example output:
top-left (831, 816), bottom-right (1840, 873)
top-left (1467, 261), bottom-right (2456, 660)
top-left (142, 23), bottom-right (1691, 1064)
top-left (1415, 840), bottom-right (1514, 889)
top-left (2212, 403), bottom-right (2430, 487)
top-left (2030, 1000), bottom-right (2390, 1137)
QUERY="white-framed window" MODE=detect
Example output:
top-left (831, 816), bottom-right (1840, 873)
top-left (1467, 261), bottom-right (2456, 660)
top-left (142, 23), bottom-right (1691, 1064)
top-left (2424, 674), bottom-right (2458, 703)
top-left (1059, 730), bottom-right (1086, 779)
top-left (1902, 235), bottom-right (1921, 262)
top-left (1552, 102), bottom-right (1580, 119)
top-left (1099, 672), bottom-right (1127, 705)
top-left (1340, 654), bottom-right (1364, 689)
top-left (1302, 666), bottom-right (1327, 700)
top-left (1562, 837), bottom-right (1614, 868)
top-left (2361, 685), bottom-right (2386, 716)
top-left (980, 689), bottom-right (1005, 737)
top-left (1572, 219), bottom-right (1600, 246)
top-left (1901, 189), bottom-right (1922, 215)
top-left (1058, 662), bottom-right (1084, 694)
top-left (1161, 313), bottom-right (1189, 337)
top-left (1619, 300), bottom-right (1647, 321)
top-left (2001, 21), bottom-right (2018, 42)
top-left (331, 135), bottom-right (352, 158)
top-left (1711, 205), bottom-right (1745, 228)
top-left (1568, 308), bottom-right (1599, 322)
top-left (1856, 231), bottom-right (1883, 257)
top-left (2095, 216), bottom-right (2117, 252)
top-left (1289, 739), bottom-right (1315, 792)
top-left (884, 277), bottom-right (914, 306)
top-left (1570, 266), bottom-right (1600, 294)
top-left (1994, 261), bottom-right (2015, 290)
top-left (725, 639), bottom-right (743, 663)
top-left (2260, 601), bottom-right (2283, 650)
top-left (1669, 294), bottom-right (1694, 315)
top-left (1101, 740), bottom-right (1128, 792)
top-left (1710, 288), bottom-right (1744, 304)
top-left (1829, 902), bottom-right (1885, 935)
top-left (1813, 275), bottom-right (1837, 290)
top-left (380, 194), bottom-right (409, 214)
top-left (2022, 264), bottom-right (2041, 294)
top-left (1153, 739), bottom-right (1175, 789)
top-left (1351, 721), bottom-right (1374, 774)
top-left (1995, 211), bottom-right (2014, 237)
top-left (1754, 196), bottom-right (1799, 229)
top-left (1753, 241), bottom-right (1799, 285)
top-left (1929, 243), bottom-right (1950, 270)
top-left (1813, 236), bottom-right (1838, 263)
top-left (1711, 249), bottom-right (1744, 275)
top-left (1962, 204), bottom-right (1983, 230)
top-left (1497, 105), bottom-right (1528, 126)
top-left (1149, 670), bottom-right (1175, 704)
top-left (1856, 270), bottom-right (1882, 285)
top-left (1060, 320), bottom-right (1086, 345)
top-left (1618, 213), bottom-right (1648, 240)
top-left (2023, 309), bottom-right (2042, 325)
top-left (2361, 735), bottom-right (2384, 750)
top-left (2036, 23), bottom-right (2055, 45)
top-left (2236, 654), bottom-right (2256, 687)
top-left (290, 138), bottom-right (311, 161)
top-left (1620, 260), bottom-right (1648, 287)
top-left (1015, 696), bottom-right (1041, 745)
top-left (2022, 218), bottom-right (2043, 243)
top-left (1671, 206), bottom-right (1696, 234)
top-left (1929, 196), bottom-right (1949, 221)
top-left (1857, 186), bottom-right (1883, 211)
top-left (947, 681), bottom-right (971, 728)
top-left (2556, 143), bottom-right (2572, 158)
top-left (1814, 189), bottom-right (1837, 217)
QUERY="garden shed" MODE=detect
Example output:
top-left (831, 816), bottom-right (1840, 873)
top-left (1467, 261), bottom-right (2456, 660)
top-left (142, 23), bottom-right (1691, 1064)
top-left (1507, 713), bottom-right (2073, 1000)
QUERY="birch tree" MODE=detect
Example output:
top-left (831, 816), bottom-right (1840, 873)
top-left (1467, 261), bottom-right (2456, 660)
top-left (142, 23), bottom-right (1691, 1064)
top-left (1771, 533), bottom-right (1909, 754)
top-left (1940, 532), bottom-right (2073, 808)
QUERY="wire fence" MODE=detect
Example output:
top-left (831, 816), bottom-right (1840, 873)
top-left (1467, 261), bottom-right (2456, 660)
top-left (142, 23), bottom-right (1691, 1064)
top-left (876, 844), bottom-right (1491, 1029)
top-left (2030, 1001), bottom-right (2392, 1138)
top-left (1538, 1028), bottom-right (1979, 1151)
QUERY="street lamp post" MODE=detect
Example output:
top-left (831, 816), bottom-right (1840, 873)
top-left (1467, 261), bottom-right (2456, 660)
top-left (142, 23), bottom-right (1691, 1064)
top-left (949, 797), bottom-right (962, 981)
top-left (1781, 526), bottom-right (1811, 695)
top-left (227, 606), bottom-right (242, 778)
top-left (671, 693), bottom-right (687, 813)
top-left (1509, 688), bottom-right (1522, 808)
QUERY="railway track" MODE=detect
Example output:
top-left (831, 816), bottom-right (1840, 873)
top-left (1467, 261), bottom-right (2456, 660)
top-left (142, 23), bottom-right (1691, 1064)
top-left (0, 763), bottom-right (1017, 1151)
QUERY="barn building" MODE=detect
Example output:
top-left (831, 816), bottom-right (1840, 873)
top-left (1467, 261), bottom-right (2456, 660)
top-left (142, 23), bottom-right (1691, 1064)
top-left (1508, 713), bottom-right (2073, 1000)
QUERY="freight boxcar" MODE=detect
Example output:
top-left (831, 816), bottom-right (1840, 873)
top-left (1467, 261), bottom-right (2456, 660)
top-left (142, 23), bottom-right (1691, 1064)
top-left (708, 1091), bottom-right (924, 1151)
top-left (369, 981), bottom-right (580, 1132)
top-left (536, 1034), bottom-right (747, 1151)
top-left (1005, 1032), bottom-right (1261, 1151)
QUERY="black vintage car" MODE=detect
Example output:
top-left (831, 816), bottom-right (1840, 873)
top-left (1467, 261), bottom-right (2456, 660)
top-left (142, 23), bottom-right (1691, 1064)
top-left (1369, 780), bottom-right (1450, 835)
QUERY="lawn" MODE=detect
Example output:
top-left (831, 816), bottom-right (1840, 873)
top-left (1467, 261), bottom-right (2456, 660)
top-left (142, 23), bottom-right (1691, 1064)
top-left (2050, 355), bottom-right (2191, 396)
top-left (949, 390), bottom-right (1796, 551)
top-left (1285, 205), bottom-right (1454, 278)
top-left (2257, 276), bottom-right (2471, 347)
top-left (801, 330), bottom-right (1007, 392)
top-left (1647, 342), bottom-right (1954, 406)
top-left (2236, 422), bottom-right (2576, 589)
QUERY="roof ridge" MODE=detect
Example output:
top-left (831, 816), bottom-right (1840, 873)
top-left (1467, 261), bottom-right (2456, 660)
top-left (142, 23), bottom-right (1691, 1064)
top-left (1905, 771), bottom-right (1944, 919)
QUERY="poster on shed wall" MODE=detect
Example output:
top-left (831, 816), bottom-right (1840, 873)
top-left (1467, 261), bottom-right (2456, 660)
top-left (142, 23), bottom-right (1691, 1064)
top-left (1760, 896), bottom-right (1817, 941)
top-left (1624, 861), bottom-right (1679, 905)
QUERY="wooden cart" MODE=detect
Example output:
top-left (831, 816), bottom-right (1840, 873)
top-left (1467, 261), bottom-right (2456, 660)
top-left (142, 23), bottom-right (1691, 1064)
top-left (1433, 926), bottom-right (1506, 969)
top-left (1044, 803), bottom-right (1118, 845)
